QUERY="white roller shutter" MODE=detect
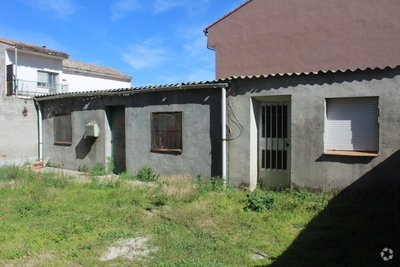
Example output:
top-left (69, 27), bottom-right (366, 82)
top-left (325, 97), bottom-right (379, 152)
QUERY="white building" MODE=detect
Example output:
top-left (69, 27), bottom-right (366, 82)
top-left (0, 37), bottom-right (131, 166)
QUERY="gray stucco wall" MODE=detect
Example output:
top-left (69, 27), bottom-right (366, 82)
top-left (40, 88), bottom-right (222, 179)
top-left (0, 97), bottom-right (38, 165)
top-left (227, 67), bottom-right (400, 190)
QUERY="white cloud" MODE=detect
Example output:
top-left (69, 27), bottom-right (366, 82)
top-left (153, 0), bottom-right (210, 15)
top-left (24, 0), bottom-right (77, 18)
top-left (111, 0), bottom-right (142, 20)
top-left (123, 39), bottom-right (168, 70)
top-left (153, 0), bottom-right (180, 14)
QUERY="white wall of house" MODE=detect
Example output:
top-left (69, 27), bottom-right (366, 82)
top-left (62, 70), bottom-right (131, 92)
top-left (6, 50), bottom-right (64, 94)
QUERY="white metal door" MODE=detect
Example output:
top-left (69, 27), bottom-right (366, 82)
top-left (259, 102), bottom-right (291, 188)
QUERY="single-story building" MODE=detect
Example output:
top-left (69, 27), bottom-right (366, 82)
top-left (34, 65), bottom-right (400, 191)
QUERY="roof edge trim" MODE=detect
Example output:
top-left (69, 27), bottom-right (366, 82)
top-left (205, 0), bottom-right (253, 31)
top-left (34, 83), bottom-right (229, 101)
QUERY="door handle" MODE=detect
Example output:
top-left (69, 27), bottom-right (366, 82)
top-left (286, 143), bottom-right (290, 147)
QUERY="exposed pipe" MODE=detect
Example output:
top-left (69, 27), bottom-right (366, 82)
top-left (36, 102), bottom-right (43, 161)
top-left (221, 87), bottom-right (227, 187)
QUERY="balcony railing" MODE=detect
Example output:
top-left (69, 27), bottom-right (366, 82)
top-left (7, 79), bottom-right (68, 98)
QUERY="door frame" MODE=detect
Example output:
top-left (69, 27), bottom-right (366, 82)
top-left (255, 96), bottom-right (291, 189)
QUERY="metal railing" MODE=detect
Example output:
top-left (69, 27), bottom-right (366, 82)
top-left (7, 79), bottom-right (68, 97)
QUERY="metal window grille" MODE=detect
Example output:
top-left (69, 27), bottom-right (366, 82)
top-left (151, 112), bottom-right (182, 151)
top-left (54, 114), bottom-right (72, 144)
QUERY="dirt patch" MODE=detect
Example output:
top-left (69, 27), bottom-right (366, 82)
top-left (100, 237), bottom-right (157, 261)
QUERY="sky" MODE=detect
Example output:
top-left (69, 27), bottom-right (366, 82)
top-left (0, 0), bottom-right (246, 87)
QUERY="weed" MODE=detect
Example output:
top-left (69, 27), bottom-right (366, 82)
top-left (107, 156), bottom-right (115, 174)
top-left (244, 189), bottom-right (277, 212)
top-left (136, 166), bottom-right (159, 182)
top-left (78, 165), bottom-right (89, 172)
top-left (90, 162), bottom-right (108, 176)
top-left (0, 165), bottom-right (32, 181)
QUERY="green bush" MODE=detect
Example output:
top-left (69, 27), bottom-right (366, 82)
top-left (244, 189), bottom-right (277, 212)
top-left (90, 162), bottom-right (107, 176)
top-left (136, 166), bottom-right (159, 182)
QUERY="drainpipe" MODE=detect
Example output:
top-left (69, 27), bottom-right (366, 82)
top-left (221, 87), bottom-right (227, 187)
top-left (36, 102), bottom-right (43, 161)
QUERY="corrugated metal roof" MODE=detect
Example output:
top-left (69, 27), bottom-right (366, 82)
top-left (34, 80), bottom-right (228, 100)
top-left (220, 66), bottom-right (399, 81)
top-left (204, 0), bottom-right (253, 31)
top-left (0, 37), bottom-right (70, 58)
top-left (63, 59), bottom-right (132, 80)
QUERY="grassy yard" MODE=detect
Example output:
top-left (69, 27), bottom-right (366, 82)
top-left (0, 165), bottom-right (398, 266)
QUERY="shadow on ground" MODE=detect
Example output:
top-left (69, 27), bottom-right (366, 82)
top-left (258, 151), bottom-right (400, 267)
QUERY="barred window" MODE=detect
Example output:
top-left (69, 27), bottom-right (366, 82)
top-left (151, 112), bottom-right (182, 152)
top-left (54, 114), bottom-right (72, 145)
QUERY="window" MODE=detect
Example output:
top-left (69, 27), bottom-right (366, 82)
top-left (151, 112), bottom-right (182, 152)
top-left (325, 97), bottom-right (379, 156)
top-left (54, 114), bottom-right (72, 145)
top-left (38, 71), bottom-right (57, 93)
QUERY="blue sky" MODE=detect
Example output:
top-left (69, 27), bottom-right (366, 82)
top-left (1, 0), bottom-right (245, 87)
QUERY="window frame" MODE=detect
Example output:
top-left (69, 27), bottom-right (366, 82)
top-left (37, 71), bottom-right (57, 90)
top-left (324, 97), bottom-right (379, 157)
top-left (54, 113), bottom-right (72, 145)
top-left (150, 111), bottom-right (183, 153)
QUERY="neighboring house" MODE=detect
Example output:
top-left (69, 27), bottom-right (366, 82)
top-left (0, 37), bottom-right (131, 166)
top-left (0, 38), bottom-right (69, 165)
top-left (204, 0), bottom-right (400, 79)
top-left (62, 60), bottom-right (131, 92)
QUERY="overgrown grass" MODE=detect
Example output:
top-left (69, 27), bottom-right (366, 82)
top-left (0, 165), bottom-right (398, 266)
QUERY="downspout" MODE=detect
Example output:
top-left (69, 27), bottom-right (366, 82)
top-left (221, 87), bottom-right (227, 187)
top-left (36, 101), bottom-right (43, 161)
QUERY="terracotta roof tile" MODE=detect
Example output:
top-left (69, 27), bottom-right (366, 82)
top-left (0, 37), bottom-right (70, 58)
top-left (63, 59), bottom-right (131, 80)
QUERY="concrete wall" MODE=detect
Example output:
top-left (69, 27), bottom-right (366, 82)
top-left (207, 0), bottom-right (400, 79)
top-left (0, 97), bottom-right (38, 165)
top-left (62, 70), bottom-right (131, 92)
top-left (227, 67), bottom-right (400, 190)
top-left (40, 88), bottom-right (222, 179)
top-left (0, 44), bottom-right (39, 166)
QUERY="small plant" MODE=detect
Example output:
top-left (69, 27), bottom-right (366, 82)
top-left (107, 157), bottom-right (115, 174)
top-left (244, 189), bottom-right (277, 212)
top-left (78, 165), bottom-right (89, 172)
top-left (136, 166), bottom-right (159, 182)
top-left (90, 162), bottom-right (108, 176)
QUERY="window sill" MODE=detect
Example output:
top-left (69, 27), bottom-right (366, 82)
top-left (324, 150), bottom-right (378, 157)
top-left (151, 149), bottom-right (182, 154)
top-left (54, 142), bottom-right (72, 146)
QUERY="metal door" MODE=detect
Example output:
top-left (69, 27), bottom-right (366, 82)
top-left (259, 102), bottom-right (291, 188)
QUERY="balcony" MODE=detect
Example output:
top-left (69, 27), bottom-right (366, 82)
top-left (7, 79), bottom-right (68, 98)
